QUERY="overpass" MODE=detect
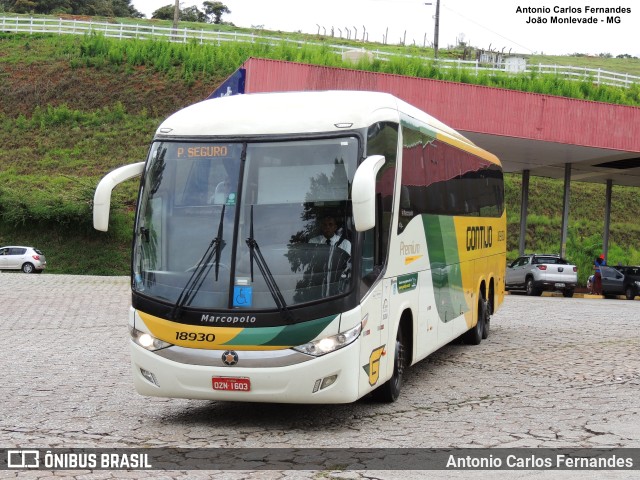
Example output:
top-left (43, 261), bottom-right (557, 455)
top-left (213, 58), bottom-right (640, 259)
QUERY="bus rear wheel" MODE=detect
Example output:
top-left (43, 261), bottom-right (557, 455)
top-left (464, 297), bottom-right (487, 345)
top-left (373, 327), bottom-right (406, 403)
top-left (481, 297), bottom-right (490, 340)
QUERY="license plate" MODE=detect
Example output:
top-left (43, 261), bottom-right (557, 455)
top-left (212, 376), bottom-right (251, 392)
top-left (555, 283), bottom-right (565, 288)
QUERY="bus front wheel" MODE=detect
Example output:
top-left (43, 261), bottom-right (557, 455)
top-left (373, 327), bottom-right (406, 403)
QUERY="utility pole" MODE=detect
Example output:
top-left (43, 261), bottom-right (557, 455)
top-left (434, 0), bottom-right (440, 58)
top-left (173, 0), bottom-right (179, 31)
top-left (425, 0), bottom-right (441, 58)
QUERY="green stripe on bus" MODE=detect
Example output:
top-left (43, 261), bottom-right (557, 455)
top-left (422, 215), bottom-right (469, 322)
top-left (222, 315), bottom-right (337, 347)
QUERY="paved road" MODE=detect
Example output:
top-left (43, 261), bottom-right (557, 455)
top-left (1, 273), bottom-right (639, 479)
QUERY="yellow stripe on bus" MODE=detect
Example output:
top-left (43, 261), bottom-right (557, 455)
top-left (137, 311), bottom-right (269, 350)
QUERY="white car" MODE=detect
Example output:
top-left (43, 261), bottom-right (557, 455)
top-left (0, 246), bottom-right (47, 273)
top-left (505, 253), bottom-right (578, 297)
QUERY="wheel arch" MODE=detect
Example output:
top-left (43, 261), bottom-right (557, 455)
top-left (487, 277), bottom-right (495, 314)
top-left (474, 277), bottom-right (488, 324)
top-left (398, 308), bottom-right (414, 367)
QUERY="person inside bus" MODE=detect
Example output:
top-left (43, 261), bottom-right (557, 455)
top-left (308, 215), bottom-right (352, 295)
top-left (210, 178), bottom-right (233, 204)
top-left (209, 159), bottom-right (240, 205)
top-left (309, 215), bottom-right (351, 255)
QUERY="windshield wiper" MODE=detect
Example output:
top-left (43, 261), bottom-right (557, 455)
top-left (246, 205), bottom-right (294, 324)
top-left (171, 205), bottom-right (226, 319)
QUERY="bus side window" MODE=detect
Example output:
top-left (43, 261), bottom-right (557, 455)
top-left (360, 192), bottom-right (385, 289)
top-left (360, 122), bottom-right (398, 292)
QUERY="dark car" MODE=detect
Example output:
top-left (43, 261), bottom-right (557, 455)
top-left (601, 265), bottom-right (640, 300)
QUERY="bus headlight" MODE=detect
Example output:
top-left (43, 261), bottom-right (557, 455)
top-left (130, 326), bottom-right (172, 351)
top-left (293, 323), bottom-right (362, 356)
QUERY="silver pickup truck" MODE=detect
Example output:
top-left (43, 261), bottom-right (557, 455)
top-left (505, 254), bottom-right (578, 297)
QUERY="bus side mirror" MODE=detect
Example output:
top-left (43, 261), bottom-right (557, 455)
top-left (93, 162), bottom-right (145, 232)
top-left (352, 155), bottom-right (385, 232)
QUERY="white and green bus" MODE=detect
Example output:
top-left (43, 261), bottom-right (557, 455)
top-left (94, 91), bottom-right (506, 403)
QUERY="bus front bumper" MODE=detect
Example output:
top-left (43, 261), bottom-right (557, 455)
top-left (129, 340), bottom-right (362, 404)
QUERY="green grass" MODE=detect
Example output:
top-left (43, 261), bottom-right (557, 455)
top-left (527, 54), bottom-right (640, 76)
top-left (1, 31), bottom-right (639, 280)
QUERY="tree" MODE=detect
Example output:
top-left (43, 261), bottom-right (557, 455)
top-left (181, 5), bottom-right (206, 22)
top-left (5, 0), bottom-right (38, 13)
top-left (203, 1), bottom-right (230, 24)
top-left (153, 3), bottom-right (208, 23)
top-left (0, 0), bottom-right (143, 16)
top-left (151, 4), bottom-right (174, 20)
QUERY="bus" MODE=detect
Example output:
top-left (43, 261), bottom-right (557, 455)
top-left (93, 90), bottom-right (506, 403)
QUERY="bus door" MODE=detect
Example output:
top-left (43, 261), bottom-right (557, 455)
top-left (358, 276), bottom-right (392, 396)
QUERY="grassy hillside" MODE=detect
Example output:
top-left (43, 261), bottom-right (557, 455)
top-left (1, 32), bottom-right (639, 283)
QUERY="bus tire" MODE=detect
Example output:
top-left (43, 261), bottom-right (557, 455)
top-left (373, 326), bottom-right (406, 403)
top-left (464, 298), bottom-right (486, 345)
top-left (481, 298), bottom-right (490, 340)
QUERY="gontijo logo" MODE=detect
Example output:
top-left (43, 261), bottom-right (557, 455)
top-left (466, 226), bottom-right (493, 251)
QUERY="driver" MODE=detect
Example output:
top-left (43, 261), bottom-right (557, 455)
top-left (309, 215), bottom-right (351, 254)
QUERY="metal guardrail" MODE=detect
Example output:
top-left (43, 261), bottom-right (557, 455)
top-left (2, 15), bottom-right (639, 89)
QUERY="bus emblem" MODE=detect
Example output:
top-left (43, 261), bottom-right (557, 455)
top-left (222, 351), bottom-right (239, 366)
top-left (363, 346), bottom-right (385, 386)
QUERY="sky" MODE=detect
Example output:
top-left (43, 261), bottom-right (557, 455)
top-left (130, 0), bottom-right (638, 57)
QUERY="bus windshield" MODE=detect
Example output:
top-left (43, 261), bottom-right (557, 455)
top-left (133, 137), bottom-right (359, 312)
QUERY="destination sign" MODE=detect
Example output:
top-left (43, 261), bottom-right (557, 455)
top-left (176, 145), bottom-right (231, 159)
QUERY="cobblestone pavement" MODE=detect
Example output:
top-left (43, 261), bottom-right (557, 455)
top-left (1, 273), bottom-right (638, 479)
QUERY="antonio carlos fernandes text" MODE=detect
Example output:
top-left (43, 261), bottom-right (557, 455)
top-left (446, 454), bottom-right (634, 469)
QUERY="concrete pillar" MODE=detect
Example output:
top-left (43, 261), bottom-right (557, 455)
top-left (518, 170), bottom-right (530, 256)
top-left (560, 163), bottom-right (571, 258)
top-left (603, 179), bottom-right (612, 261)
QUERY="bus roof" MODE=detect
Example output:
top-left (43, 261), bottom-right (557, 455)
top-left (156, 90), bottom-right (475, 145)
